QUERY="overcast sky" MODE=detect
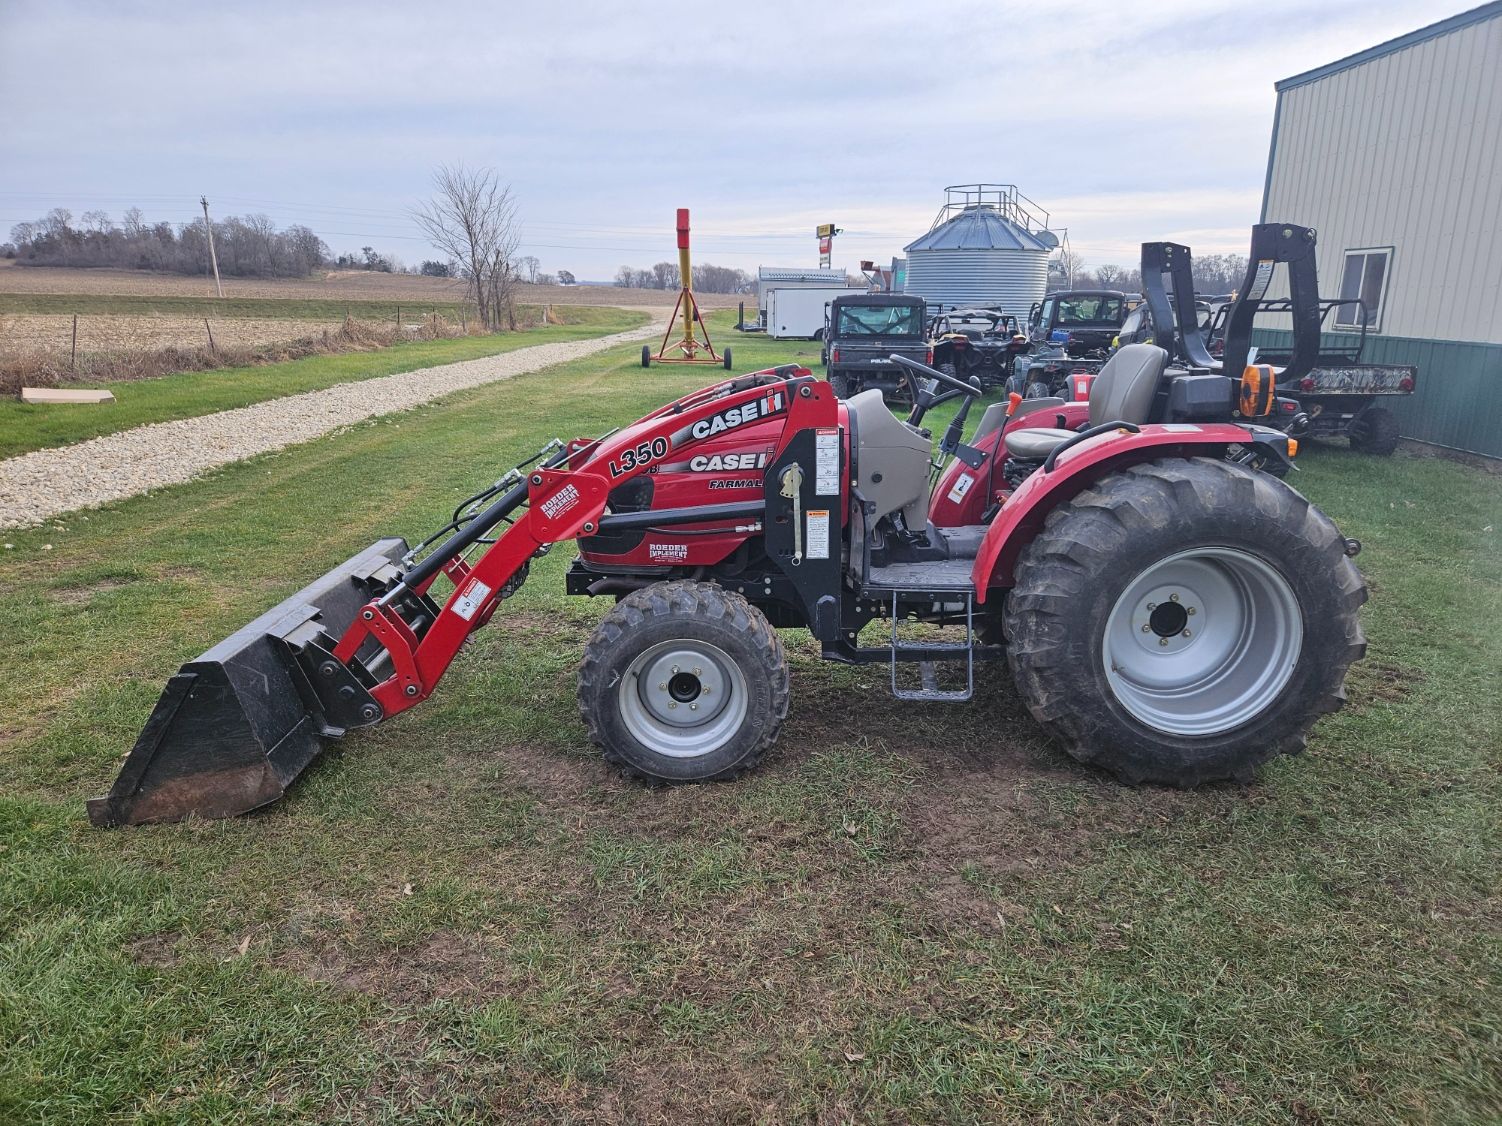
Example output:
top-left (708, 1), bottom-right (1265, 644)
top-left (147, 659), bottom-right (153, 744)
top-left (0, 0), bottom-right (1467, 280)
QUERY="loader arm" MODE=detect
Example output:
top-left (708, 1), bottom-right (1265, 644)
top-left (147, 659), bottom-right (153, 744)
top-left (91, 367), bottom-right (833, 825)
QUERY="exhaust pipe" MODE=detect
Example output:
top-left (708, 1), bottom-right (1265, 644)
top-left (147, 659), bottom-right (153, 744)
top-left (88, 538), bottom-right (411, 827)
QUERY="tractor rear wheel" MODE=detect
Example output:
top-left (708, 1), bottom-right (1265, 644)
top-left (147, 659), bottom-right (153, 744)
top-left (1349, 405), bottom-right (1399, 455)
top-left (1003, 457), bottom-right (1366, 787)
top-left (578, 581), bottom-right (789, 783)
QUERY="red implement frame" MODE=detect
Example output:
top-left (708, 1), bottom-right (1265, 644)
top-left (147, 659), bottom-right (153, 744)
top-left (339, 371), bottom-right (834, 720)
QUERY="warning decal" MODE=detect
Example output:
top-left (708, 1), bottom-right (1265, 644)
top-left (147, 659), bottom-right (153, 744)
top-left (1246, 259), bottom-right (1275, 302)
top-left (947, 472), bottom-right (975, 504)
top-left (814, 428), bottom-right (840, 495)
top-left (805, 510), bottom-right (830, 560)
top-left (452, 577), bottom-right (493, 621)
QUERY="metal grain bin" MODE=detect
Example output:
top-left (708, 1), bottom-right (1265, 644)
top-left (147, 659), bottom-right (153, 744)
top-left (903, 185), bottom-right (1060, 316)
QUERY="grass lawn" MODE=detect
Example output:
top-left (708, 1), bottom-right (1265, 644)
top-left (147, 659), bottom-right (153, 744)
top-left (1, 313), bottom-right (1497, 1122)
top-left (0, 306), bottom-right (644, 460)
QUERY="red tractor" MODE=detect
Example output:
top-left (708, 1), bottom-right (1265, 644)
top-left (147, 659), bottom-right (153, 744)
top-left (91, 346), bottom-right (1367, 826)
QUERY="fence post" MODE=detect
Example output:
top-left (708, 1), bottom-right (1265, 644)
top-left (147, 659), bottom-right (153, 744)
top-left (70, 314), bottom-right (78, 372)
top-left (396, 304), bottom-right (401, 330)
top-left (204, 318), bottom-right (216, 353)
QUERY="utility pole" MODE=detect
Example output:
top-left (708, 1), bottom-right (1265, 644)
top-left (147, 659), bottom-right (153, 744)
top-left (201, 196), bottom-right (224, 298)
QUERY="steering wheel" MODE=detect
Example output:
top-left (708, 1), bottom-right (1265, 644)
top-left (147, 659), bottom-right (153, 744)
top-left (888, 353), bottom-right (981, 428)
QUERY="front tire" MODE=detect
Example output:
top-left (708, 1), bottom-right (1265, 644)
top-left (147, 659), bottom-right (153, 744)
top-left (577, 581), bottom-right (790, 782)
top-left (1003, 458), bottom-right (1366, 787)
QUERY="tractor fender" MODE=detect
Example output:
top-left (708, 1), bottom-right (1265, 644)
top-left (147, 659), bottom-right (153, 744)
top-left (970, 423), bottom-right (1253, 600)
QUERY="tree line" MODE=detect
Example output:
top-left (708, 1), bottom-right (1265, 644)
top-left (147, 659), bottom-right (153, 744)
top-left (1049, 251), bottom-right (1252, 297)
top-left (6, 208), bottom-right (331, 278)
top-left (613, 262), bottom-right (751, 294)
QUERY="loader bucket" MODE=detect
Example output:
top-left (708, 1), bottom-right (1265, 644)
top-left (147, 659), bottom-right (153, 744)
top-left (87, 538), bottom-right (410, 827)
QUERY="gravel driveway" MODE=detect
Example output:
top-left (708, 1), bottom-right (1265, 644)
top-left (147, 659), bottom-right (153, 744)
top-left (0, 313), bottom-right (664, 530)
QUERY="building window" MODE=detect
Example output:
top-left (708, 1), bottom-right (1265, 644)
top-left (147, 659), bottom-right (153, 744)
top-left (1334, 247), bottom-right (1392, 332)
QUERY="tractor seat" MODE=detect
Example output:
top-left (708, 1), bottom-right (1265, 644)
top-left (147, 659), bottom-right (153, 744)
top-left (1001, 344), bottom-right (1169, 460)
top-left (1004, 426), bottom-right (1078, 460)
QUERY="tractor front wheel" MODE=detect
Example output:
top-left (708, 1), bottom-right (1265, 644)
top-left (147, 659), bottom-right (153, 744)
top-left (1003, 458), bottom-right (1366, 787)
top-left (578, 581), bottom-right (789, 782)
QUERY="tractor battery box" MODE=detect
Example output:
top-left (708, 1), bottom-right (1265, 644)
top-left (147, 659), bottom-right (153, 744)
top-left (1165, 373), bottom-right (1234, 423)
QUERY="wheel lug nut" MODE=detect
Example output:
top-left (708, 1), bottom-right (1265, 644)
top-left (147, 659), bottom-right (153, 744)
top-left (669, 702), bottom-right (677, 709)
top-left (692, 667), bottom-right (702, 676)
top-left (671, 666), bottom-right (679, 674)
top-left (1187, 607), bottom-right (1196, 616)
top-left (689, 703), bottom-right (698, 711)
top-left (702, 686), bottom-right (711, 694)
top-left (658, 682), bottom-right (667, 690)
top-left (1146, 602), bottom-right (1156, 611)
top-left (1141, 624), bottom-right (1151, 632)
top-left (1159, 637), bottom-right (1170, 647)
top-left (1182, 629), bottom-right (1192, 638)
top-left (1169, 593), bottom-right (1179, 602)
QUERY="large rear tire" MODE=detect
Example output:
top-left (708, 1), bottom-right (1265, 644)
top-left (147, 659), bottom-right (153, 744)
top-left (578, 581), bottom-right (789, 783)
top-left (1349, 405), bottom-right (1399, 455)
top-left (1003, 458), bottom-right (1366, 787)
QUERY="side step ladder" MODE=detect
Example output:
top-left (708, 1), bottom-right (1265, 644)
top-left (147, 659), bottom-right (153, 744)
top-left (889, 590), bottom-right (974, 702)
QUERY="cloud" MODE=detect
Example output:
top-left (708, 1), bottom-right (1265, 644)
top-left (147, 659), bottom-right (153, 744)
top-left (0, 0), bottom-right (1468, 277)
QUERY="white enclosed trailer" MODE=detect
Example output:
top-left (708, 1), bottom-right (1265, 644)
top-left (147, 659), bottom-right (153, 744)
top-left (765, 286), bottom-right (862, 339)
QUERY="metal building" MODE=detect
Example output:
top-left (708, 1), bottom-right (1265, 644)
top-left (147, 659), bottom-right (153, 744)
top-left (902, 185), bottom-right (1060, 316)
top-left (1261, 1), bottom-right (1502, 459)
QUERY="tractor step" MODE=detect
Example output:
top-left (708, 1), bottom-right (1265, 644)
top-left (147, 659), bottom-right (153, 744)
top-left (889, 590), bottom-right (974, 702)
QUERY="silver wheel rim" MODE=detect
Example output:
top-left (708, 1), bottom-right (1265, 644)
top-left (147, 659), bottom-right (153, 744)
top-left (1103, 547), bottom-right (1303, 736)
top-left (618, 639), bottom-right (749, 759)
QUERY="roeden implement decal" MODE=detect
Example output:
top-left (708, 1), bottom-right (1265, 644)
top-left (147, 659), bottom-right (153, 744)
top-left (648, 543), bottom-right (689, 562)
top-left (689, 390), bottom-right (785, 440)
top-left (608, 436), bottom-right (670, 478)
top-left (688, 452), bottom-right (769, 472)
top-left (539, 482), bottom-right (581, 519)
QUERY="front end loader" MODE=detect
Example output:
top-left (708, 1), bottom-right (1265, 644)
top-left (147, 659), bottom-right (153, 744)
top-left (92, 351), bottom-right (1366, 826)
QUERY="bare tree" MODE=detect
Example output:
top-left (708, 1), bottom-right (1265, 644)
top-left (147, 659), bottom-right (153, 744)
top-left (650, 261), bottom-right (680, 290)
top-left (412, 164), bottom-right (519, 330)
top-left (516, 255), bottom-right (540, 283)
top-left (1095, 263), bottom-right (1127, 287)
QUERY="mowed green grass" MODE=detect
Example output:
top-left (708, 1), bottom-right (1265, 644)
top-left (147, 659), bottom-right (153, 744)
top-left (0, 312), bottom-right (1498, 1122)
top-left (0, 306), bottom-right (644, 460)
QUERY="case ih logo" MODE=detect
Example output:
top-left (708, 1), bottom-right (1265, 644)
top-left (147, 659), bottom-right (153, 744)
top-left (690, 391), bottom-right (784, 440)
top-left (539, 483), bottom-right (580, 520)
top-left (688, 451), bottom-right (768, 472)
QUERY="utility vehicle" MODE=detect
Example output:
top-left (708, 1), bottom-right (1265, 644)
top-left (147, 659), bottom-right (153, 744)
top-left (822, 293), bottom-right (931, 400)
top-left (1142, 225), bottom-right (1416, 455)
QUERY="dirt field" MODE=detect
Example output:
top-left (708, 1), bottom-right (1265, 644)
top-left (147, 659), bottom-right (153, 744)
top-left (0, 260), bottom-right (743, 308)
top-left (0, 313), bottom-right (370, 357)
